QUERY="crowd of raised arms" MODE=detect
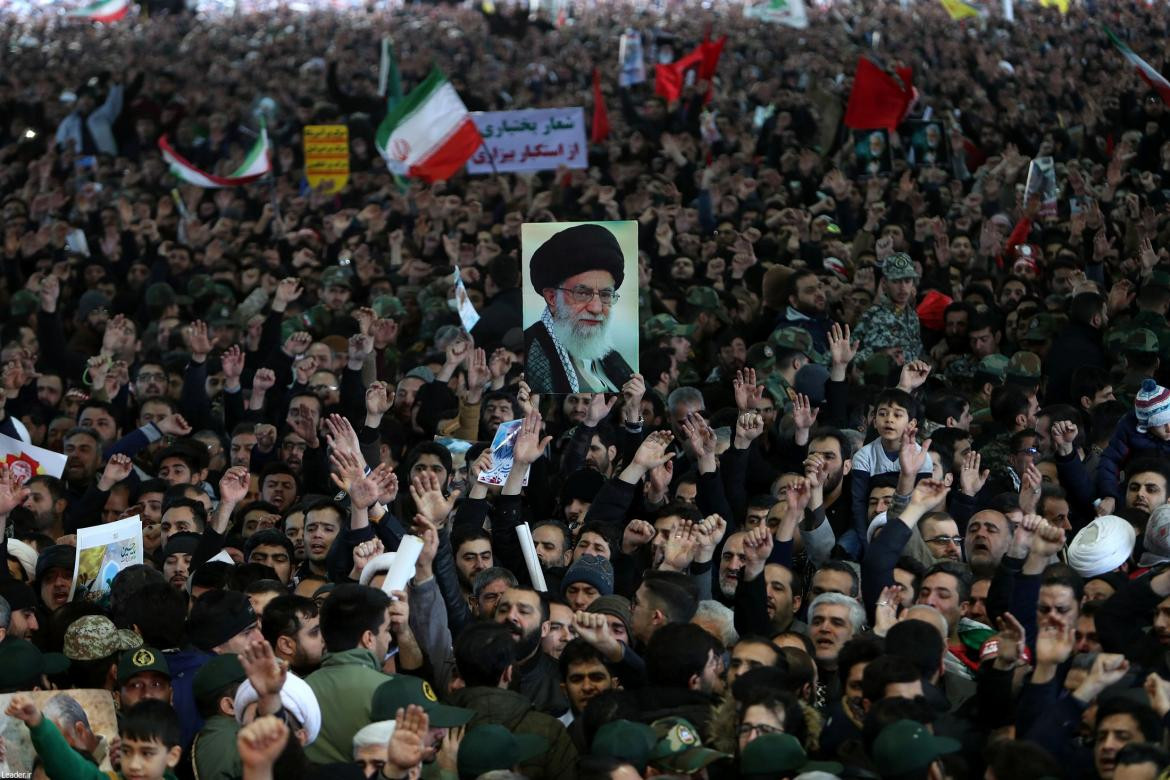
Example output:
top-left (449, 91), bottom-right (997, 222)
top-left (8, 0), bottom-right (1170, 778)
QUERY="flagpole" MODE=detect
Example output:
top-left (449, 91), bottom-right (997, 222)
top-left (479, 138), bottom-right (502, 178)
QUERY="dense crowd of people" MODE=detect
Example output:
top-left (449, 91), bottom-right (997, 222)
top-left (6, 0), bottom-right (1170, 778)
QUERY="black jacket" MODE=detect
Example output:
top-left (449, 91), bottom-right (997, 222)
top-left (470, 287), bottom-right (523, 351)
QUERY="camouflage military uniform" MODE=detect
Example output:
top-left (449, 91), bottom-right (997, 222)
top-left (945, 353), bottom-right (979, 382)
top-left (1112, 311), bottom-right (1170, 360)
top-left (854, 252), bottom-right (923, 365)
top-left (969, 355), bottom-right (1008, 427)
top-left (644, 314), bottom-right (701, 385)
top-left (1117, 329), bottom-right (1162, 404)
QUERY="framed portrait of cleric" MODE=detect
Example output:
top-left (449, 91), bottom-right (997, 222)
top-left (521, 220), bottom-right (639, 394)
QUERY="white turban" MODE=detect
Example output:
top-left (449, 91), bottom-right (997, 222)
top-left (234, 672), bottom-right (322, 745)
top-left (1066, 515), bottom-right (1136, 578)
top-left (7, 539), bottom-right (37, 581)
top-left (359, 552), bottom-right (397, 586)
top-left (353, 720), bottom-right (396, 754)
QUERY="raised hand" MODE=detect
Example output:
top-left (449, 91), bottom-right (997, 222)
top-left (468, 449), bottom-right (493, 485)
top-left (898, 425), bottom-right (931, 476)
top-left (741, 526), bottom-right (774, 581)
top-left (348, 333), bottom-right (374, 367)
top-left (98, 454), bottom-right (133, 490)
top-left (5, 694), bottom-right (40, 727)
top-left (898, 360), bottom-right (931, 392)
top-left (221, 345), bottom-right (245, 388)
top-left (516, 378), bottom-right (536, 416)
top-left (156, 413), bottom-right (192, 438)
top-left (733, 368), bottom-right (764, 412)
top-left (959, 451), bottom-right (989, 497)
top-left (489, 348), bottom-right (514, 383)
top-left (283, 331), bottom-right (311, 357)
top-left (680, 412), bottom-right (717, 462)
top-left (1019, 464), bottom-right (1042, 514)
top-left (584, 393), bottom-right (618, 427)
top-left (348, 473), bottom-right (383, 511)
top-left (187, 320), bottom-right (213, 361)
top-left (572, 610), bottom-right (622, 659)
top-left (694, 514), bottom-right (727, 560)
top-left (621, 373), bottom-right (646, 422)
top-left (386, 705), bottom-right (429, 772)
top-left (272, 278), bottom-right (303, 309)
top-left (352, 538), bottom-right (386, 577)
top-left (0, 466), bottom-right (30, 516)
top-left (329, 449), bottom-right (367, 494)
top-left (237, 716), bottom-right (290, 776)
top-left (365, 381), bottom-right (391, 420)
top-left (410, 471), bottom-right (460, 527)
top-left (512, 410), bottom-right (552, 466)
top-left (909, 477), bottom-right (951, 510)
top-left (993, 612), bottom-right (1026, 670)
top-left (1146, 673), bottom-right (1170, 718)
top-left (251, 368), bottom-right (276, 395)
top-left (874, 585), bottom-right (902, 636)
top-left (372, 463), bottom-right (399, 505)
top-left (735, 411), bottom-right (765, 449)
top-left (1035, 622), bottom-right (1075, 667)
top-left (240, 640), bottom-right (287, 699)
top-left (219, 466), bottom-right (251, 506)
top-left (828, 322), bottom-right (858, 369)
top-left (632, 430), bottom-right (676, 471)
top-left (660, 520), bottom-right (699, 572)
top-left (1051, 420), bottom-right (1078, 457)
top-left (622, 519), bottom-right (655, 553)
top-left (324, 414), bottom-right (364, 461)
top-left (792, 393), bottom-right (819, 432)
top-left (293, 354), bottom-right (318, 387)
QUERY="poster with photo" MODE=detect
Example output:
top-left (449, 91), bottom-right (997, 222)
top-left (853, 129), bottom-right (892, 177)
top-left (905, 120), bottom-right (950, 168)
top-left (476, 419), bottom-right (530, 487)
top-left (0, 690), bottom-right (118, 773)
top-left (71, 516), bottom-right (143, 602)
top-left (521, 221), bottom-right (639, 394)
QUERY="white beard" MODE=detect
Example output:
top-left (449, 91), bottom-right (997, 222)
top-left (549, 292), bottom-right (615, 362)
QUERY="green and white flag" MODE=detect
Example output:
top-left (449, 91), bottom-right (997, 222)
top-left (375, 69), bottom-right (483, 183)
top-left (68, 0), bottom-right (130, 22)
top-left (745, 0), bottom-right (809, 29)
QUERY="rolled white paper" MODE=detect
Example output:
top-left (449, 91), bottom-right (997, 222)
top-left (382, 535), bottom-right (424, 598)
top-left (516, 523), bottom-right (547, 592)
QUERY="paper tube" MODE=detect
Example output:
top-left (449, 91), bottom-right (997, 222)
top-left (516, 523), bottom-right (547, 592)
top-left (381, 535), bottom-right (424, 598)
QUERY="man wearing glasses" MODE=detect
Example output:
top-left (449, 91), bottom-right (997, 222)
top-left (524, 223), bottom-right (634, 393)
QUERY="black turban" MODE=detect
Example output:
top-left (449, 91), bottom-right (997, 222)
top-left (528, 223), bottom-right (625, 295)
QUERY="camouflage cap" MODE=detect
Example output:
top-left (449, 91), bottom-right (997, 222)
top-left (644, 313), bottom-right (696, 340)
top-left (648, 716), bottom-right (729, 773)
top-left (685, 287), bottom-right (731, 323)
top-left (881, 252), bottom-right (919, 281)
top-left (63, 615), bottom-right (143, 662)
top-left (746, 343), bottom-right (777, 372)
top-left (976, 353), bottom-right (1009, 382)
top-left (1007, 351), bottom-right (1042, 379)
top-left (768, 327), bottom-right (816, 358)
top-left (371, 295), bottom-right (406, 319)
top-left (1124, 328), bottom-right (1161, 355)
top-left (116, 647), bottom-right (171, 687)
top-left (320, 266), bottom-right (353, 290)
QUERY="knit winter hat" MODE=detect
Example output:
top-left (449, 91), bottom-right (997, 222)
top-left (561, 554), bottom-right (614, 597)
top-left (1135, 378), bottom-right (1170, 432)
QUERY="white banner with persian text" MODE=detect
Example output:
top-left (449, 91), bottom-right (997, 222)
top-left (466, 108), bottom-right (588, 174)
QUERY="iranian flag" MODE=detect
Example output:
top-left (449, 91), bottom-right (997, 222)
top-left (375, 69), bottom-right (482, 183)
top-left (1106, 26), bottom-right (1170, 105)
top-left (68, 0), bottom-right (131, 22)
top-left (158, 125), bottom-right (271, 189)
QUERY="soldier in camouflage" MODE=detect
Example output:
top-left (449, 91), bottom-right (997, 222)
top-left (853, 253), bottom-right (923, 366)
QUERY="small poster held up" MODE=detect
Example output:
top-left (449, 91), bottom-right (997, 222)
top-left (905, 120), bottom-right (951, 168)
top-left (1025, 156), bottom-right (1058, 218)
top-left (71, 516), bottom-right (143, 602)
top-left (854, 129), bottom-right (893, 177)
top-left (303, 124), bottom-right (350, 194)
top-left (618, 29), bottom-right (647, 86)
top-left (0, 432), bottom-right (66, 485)
top-left (453, 270), bottom-right (481, 331)
top-left (477, 419), bottom-right (531, 487)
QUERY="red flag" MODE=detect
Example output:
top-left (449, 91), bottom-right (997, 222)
top-left (699, 35), bottom-right (726, 80)
top-left (843, 58), bottom-right (914, 131)
top-left (654, 47), bottom-right (705, 102)
top-left (591, 68), bottom-right (610, 144)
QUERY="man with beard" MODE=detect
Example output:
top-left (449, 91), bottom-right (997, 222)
top-left (853, 253), bottom-right (924, 365)
top-left (964, 510), bottom-right (1011, 576)
top-left (524, 223), bottom-right (634, 394)
top-left (494, 586), bottom-right (570, 717)
top-left (716, 532), bottom-right (747, 603)
top-left (261, 595), bottom-right (326, 676)
top-left (805, 429), bottom-right (854, 539)
top-left (775, 269), bottom-right (833, 355)
top-left (161, 533), bottom-right (199, 591)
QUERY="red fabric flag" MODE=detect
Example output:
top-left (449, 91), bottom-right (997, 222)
top-left (654, 46), bottom-right (705, 102)
top-left (591, 68), bottom-right (610, 144)
top-left (843, 57), bottom-right (914, 131)
top-left (699, 35), bottom-right (726, 80)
